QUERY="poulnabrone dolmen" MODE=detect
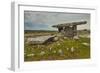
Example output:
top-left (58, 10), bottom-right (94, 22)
top-left (52, 21), bottom-right (87, 38)
top-left (26, 21), bottom-right (87, 44)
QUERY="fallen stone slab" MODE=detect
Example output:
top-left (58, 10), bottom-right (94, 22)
top-left (27, 35), bottom-right (55, 44)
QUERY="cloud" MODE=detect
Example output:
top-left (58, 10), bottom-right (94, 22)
top-left (24, 22), bottom-right (50, 30)
top-left (24, 11), bottom-right (90, 30)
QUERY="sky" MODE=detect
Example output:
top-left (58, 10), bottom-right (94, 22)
top-left (24, 11), bottom-right (90, 31)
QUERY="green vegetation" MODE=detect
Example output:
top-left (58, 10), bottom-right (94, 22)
top-left (24, 35), bottom-right (90, 61)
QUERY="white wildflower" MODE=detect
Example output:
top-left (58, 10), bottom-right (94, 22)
top-left (40, 51), bottom-right (45, 55)
top-left (82, 43), bottom-right (89, 46)
top-left (71, 47), bottom-right (75, 52)
top-left (58, 49), bottom-right (63, 54)
top-left (27, 54), bottom-right (35, 56)
top-left (53, 50), bottom-right (56, 53)
top-left (66, 48), bottom-right (69, 51)
top-left (49, 47), bottom-right (52, 50)
top-left (57, 43), bottom-right (60, 45)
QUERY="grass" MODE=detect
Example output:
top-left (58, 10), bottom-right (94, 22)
top-left (24, 37), bottom-right (90, 61)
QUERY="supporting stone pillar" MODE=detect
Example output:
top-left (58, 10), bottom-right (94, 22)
top-left (73, 25), bottom-right (77, 36)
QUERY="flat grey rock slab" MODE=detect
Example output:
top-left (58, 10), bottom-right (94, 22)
top-left (27, 35), bottom-right (55, 44)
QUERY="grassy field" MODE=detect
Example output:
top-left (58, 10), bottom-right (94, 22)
top-left (24, 30), bottom-right (90, 61)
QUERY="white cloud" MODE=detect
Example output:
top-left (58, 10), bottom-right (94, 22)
top-left (24, 11), bottom-right (90, 30)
